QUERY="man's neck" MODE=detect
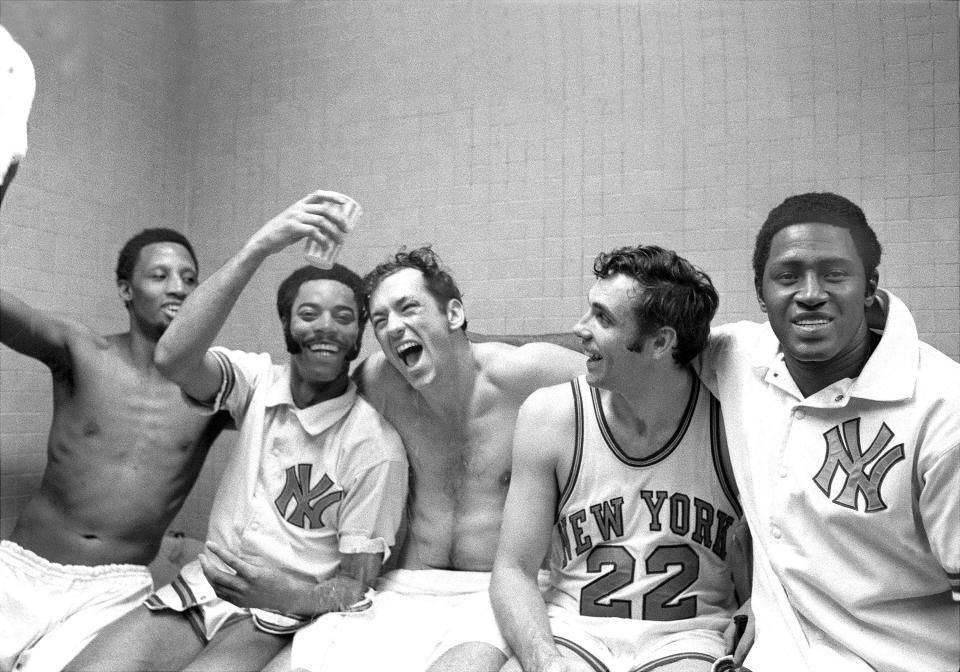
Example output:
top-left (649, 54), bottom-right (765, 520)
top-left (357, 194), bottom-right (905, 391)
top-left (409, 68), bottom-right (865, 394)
top-left (785, 329), bottom-right (875, 398)
top-left (605, 366), bottom-right (693, 453)
top-left (290, 370), bottom-right (350, 409)
top-left (121, 326), bottom-right (161, 370)
top-left (417, 337), bottom-right (477, 418)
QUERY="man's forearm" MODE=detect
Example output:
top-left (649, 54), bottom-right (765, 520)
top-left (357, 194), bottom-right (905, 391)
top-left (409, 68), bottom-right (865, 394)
top-left (491, 566), bottom-right (560, 672)
top-left (155, 241), bottom-right (268, 379)
top-left (290, 574), bottom-right (367, 617)
top-left (468, 330), bottom-right (581, 352)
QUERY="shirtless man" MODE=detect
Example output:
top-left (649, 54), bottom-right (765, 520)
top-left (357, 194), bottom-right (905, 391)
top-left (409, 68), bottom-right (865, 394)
top-left (272, 246), bottom-right (586, 672)
top-left (0, 26), bottom-right (227, 672)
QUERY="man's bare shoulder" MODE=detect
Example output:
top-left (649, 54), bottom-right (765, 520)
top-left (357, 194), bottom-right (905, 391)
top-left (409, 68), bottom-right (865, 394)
top-left (521, 381), bottom-right (577, 421)
top-left (515, 381), bottom-right (578, 463)
top-left (47, 319), bottom-right (115, 374)
top-left (352, 351), bottom-right (412, 405)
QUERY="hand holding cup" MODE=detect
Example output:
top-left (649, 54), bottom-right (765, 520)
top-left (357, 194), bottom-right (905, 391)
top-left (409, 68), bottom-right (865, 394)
top-left (303, 192), bottom-right (362, 269)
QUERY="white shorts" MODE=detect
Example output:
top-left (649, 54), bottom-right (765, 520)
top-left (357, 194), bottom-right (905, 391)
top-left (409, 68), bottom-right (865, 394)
top-left (292, 568), bottom-right (546, 672)
top-left (546, 603), bottom-right (725, 672)
top-left (145, 558), bottom-right (310, 642)
top-left (0, 540), bottom-right (152, 672)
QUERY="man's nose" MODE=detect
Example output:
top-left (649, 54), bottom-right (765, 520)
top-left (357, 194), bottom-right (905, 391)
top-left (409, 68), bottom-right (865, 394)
top-left (796, 271), bottom-right (827, 305)
top-left (572, 313), bottom-right (590, 340)
top-left (166, 276), bottom-right (187, 296)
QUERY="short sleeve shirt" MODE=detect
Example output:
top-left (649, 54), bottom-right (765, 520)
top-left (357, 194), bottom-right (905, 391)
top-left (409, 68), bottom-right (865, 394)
top-left (196, 348), bottom-right (408, 584)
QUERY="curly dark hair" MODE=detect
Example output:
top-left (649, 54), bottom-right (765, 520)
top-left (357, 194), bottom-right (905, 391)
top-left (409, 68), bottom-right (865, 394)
top-left (276, 264), bottom-right (366, 358)
top-left (593, 245), bottom-right (719, 365)
top-left (362, 246), bottom-right (467, 332)
top-left (115, 228), bottom-right (198, 283)
top-left (752, 192), bottom-right (882, 290)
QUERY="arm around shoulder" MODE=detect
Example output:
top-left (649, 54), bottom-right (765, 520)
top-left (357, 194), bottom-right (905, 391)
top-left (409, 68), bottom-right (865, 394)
top-left (497, 341), bottom-right (585, 397)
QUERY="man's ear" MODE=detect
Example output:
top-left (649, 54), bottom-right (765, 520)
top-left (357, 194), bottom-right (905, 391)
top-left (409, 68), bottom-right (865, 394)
top-left (650, 326), bottom-right (678, 361)
top-left (864, 270), bottom-right (879, 307)
top-left (446, 299), bottom-right (466, 331)
top-left (755, 283), bottom-right (767, 313)
top-left (118, 280), bottom-right (132, 304)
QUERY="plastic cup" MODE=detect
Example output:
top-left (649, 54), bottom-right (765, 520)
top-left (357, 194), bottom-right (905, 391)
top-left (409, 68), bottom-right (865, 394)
top-left (304, 193), bottom-right (362, 269)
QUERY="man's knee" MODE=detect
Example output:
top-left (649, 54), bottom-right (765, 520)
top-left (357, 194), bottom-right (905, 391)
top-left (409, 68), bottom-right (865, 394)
top-left (429, 642), bottom-right (507, 672)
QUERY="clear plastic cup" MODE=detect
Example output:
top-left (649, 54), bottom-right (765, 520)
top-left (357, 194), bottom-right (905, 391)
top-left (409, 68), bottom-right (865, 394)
top-left (304, 193), bottom-right (363, 269)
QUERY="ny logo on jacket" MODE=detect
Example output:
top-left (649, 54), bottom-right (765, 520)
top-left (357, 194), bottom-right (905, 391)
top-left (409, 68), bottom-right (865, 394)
top-left (813, 418), bottom-right (904, 512)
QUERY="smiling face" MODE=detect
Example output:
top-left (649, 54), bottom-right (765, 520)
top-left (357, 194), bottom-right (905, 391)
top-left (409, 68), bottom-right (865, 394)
top-left (573, 273), bottom-right (649, 392)
top-left (287, 279), bottom-right (361, 385)
top-left (119, 242), bottom-right (198, 341)
top-left (368, 267), bottom-right (461, 389)
top-left (759, 222), bottom-right (877, 383)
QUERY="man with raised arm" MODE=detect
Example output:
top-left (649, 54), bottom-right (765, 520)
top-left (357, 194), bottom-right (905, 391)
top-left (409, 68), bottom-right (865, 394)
top-left (276, 246), bottom-right (586, 672)
top-left (0, 26), bottom-right (230, 672)
top-left (67, 192), bottom-right (408, 672)
top-left (492, 245), bottom-right (750, 672)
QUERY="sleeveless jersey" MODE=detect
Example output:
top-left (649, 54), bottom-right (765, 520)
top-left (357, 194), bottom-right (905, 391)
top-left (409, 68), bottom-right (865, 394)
top-left (548, 374), bottom-right (743, 628)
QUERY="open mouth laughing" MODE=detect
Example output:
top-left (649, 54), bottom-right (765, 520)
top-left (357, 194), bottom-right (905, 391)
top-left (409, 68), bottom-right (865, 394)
top-left (395, 340), bottom-right (424, 368)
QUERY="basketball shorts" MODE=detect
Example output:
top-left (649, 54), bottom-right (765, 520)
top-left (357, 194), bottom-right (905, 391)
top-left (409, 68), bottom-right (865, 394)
top-left (0, 540), bottom-right (152, 672)
top-left (145, 558), bottom-right (310, 642)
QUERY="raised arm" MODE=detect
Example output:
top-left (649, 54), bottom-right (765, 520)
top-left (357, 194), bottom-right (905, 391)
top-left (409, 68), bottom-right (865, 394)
top-left (491, 386), bottom-right (571, 672)
top-left (1, 288), bottom-right (76, 372)
top-left (155, 190), bottom-right (349, 402)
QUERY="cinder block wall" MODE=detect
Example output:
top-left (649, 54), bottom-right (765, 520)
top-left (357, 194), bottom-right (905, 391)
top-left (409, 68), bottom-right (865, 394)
top-left (2, 0), bottom-right (958, 539)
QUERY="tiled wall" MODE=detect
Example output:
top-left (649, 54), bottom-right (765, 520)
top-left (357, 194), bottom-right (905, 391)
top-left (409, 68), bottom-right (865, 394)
top-left (2, 0), bottom-right (958, 539)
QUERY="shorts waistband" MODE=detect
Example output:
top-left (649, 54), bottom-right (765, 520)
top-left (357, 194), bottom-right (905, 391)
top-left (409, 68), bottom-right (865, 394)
top-left (0, 539), bottom-right (151, 581)
top-left (378, 568), bottom-right (493, 594)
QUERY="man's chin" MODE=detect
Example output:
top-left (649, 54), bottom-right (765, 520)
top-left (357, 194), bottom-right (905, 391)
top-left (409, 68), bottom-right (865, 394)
top-left (783, 342), bottom-right (838, 365)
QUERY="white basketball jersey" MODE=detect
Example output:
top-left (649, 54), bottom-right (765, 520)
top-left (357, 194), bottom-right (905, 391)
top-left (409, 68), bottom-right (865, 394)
top-left (549, 375), bottom-right (743, 628)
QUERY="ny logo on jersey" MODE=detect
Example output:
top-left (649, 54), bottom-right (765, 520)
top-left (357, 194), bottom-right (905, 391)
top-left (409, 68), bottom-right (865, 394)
top-left (812, 418), bottom-right (904, 512)
top-left (274, 464), bottom-right (343, 529)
